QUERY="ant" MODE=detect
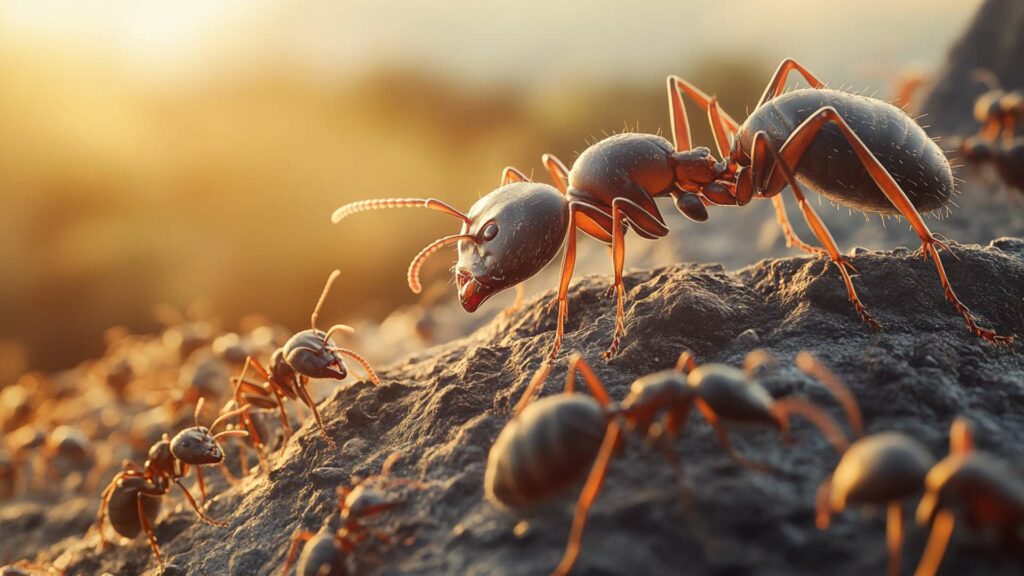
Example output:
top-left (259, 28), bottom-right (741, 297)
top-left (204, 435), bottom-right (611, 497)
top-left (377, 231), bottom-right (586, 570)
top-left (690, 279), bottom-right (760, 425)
top-left (331, 58), bottom-right (1011, 361)
top-left (959, 70), bottom-right (1024, 194)
top-left (913, 418), bottom-right (1024, 576)
top-left (485, 349), bottom-right (855, 575)
top-left (806, 353), bottom-right (936, 576)
top-left (279, 452), bottom-right (424, 576)
top-left (232, 269), bottom-right (381, 448)
top-left (94, 399), bottom-right (249, 568)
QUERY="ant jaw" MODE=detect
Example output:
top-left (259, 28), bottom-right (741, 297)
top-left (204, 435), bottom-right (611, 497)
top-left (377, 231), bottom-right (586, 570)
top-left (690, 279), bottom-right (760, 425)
top-left (456, 269), bottom-right (496, 313)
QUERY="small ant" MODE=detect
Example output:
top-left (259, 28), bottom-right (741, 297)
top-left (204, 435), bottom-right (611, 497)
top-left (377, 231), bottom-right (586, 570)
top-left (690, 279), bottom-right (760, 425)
top-left (232, 270), bottom-right (381, 448)
top-left (332, 58), bottom-right (1010, 361)
top-left (485, 350), bottom-right (854, 575)
top-left (94, 400), bottom-right (249, 568)
top-left (279, 452), bottom-right (424, 576)
top-left (807, 353), bottom-right (935, 576)
top-left (913, 418), bottom-right (1024, 576)
top-left (958, 69), bottom-right (1024, 194)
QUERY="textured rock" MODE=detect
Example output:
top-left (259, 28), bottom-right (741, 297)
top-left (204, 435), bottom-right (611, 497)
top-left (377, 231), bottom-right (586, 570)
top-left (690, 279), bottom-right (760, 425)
top-left (9, 237), bottom-right (1024, 576)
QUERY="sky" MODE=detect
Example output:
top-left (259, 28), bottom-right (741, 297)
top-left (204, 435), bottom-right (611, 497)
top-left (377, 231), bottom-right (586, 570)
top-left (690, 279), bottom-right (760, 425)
top-left (0, 0), bottom-right (984, 89)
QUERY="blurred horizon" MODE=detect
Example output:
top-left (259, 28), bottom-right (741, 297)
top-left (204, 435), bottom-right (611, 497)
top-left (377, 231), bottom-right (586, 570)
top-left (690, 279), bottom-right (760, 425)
top-left (0, 0), bottom-right (984, 375)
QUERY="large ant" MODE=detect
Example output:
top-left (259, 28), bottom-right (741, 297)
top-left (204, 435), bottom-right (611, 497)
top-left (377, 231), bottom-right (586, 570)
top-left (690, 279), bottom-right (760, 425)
top-left (233, 269), bottom-right (381, 448)
top-left (485, 349), bottom-right (854, 575)
top-left (332, 59), bottom-right (1012, 359)
top-left (94, 400), bottom-right (249, 568)
top-left (279, 452), bottom-right (424, 576)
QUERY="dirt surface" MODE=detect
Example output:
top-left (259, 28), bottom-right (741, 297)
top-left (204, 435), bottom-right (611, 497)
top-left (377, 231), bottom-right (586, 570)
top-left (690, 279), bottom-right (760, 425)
top-left (4, 232), bottom-right (1024, 576)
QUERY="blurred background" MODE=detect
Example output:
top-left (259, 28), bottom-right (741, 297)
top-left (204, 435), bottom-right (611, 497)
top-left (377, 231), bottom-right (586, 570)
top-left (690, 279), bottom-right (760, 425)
top-left (0, 0), bottom-right (992, 376)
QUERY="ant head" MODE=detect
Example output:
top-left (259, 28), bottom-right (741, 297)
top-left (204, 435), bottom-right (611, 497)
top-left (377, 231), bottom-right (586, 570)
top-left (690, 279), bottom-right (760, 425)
top-left (454, 183), bottom-right (569, 312)
top-left (281, 330), bottom-right (348, 380)
top-left (170, 426), bottom-right (223, 465)
top-left (170, 398), bottom-right (248, 465)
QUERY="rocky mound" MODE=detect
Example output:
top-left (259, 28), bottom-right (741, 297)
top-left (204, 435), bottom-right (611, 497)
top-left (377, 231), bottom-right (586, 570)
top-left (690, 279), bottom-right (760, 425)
top-left (6, 238), bottom-right (1024, 576)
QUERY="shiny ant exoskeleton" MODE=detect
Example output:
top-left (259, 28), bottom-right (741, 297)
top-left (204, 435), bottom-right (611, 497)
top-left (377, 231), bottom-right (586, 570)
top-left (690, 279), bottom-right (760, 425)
top-left (279, 452), bottom-right (425, 576)
top-left (485, 349), bottom-right (854, 575)
top-left (331, 58), bottom-right (1012, 361)
top-left (94, 400), bottom-right (249, 568)
top-left (233, 269), bottom-right (381, 448)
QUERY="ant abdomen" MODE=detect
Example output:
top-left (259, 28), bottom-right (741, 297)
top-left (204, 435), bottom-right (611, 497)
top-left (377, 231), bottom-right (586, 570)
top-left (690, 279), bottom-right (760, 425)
top-left (296, 532), bottom-right (347, 576)
top-left (485, 395), bottom-right (606, 510)
top-left (107, 476), bottom-right (162, 538)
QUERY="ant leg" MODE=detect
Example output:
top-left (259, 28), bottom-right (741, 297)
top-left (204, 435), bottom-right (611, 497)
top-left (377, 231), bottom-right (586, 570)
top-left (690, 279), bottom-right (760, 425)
top-left (767, 107), bottom-right (1012, 344)
top-left (565, 353), bottom-right (613, 407)
top-left (755, 58), bottom-right (826, 110)
top-left (550, 204), bottom-right (581, 361)
top-left (815, 475), bottom-right (834, 529)
top-left (695, 400), bottom-right (773, 472)
top-left (295, 376), bottom-right (336, 448)
top-left (794, 352), bottom-right (864, 439)
top-left (280, 529), bottom-right (315, 576)
top-left (542, 153), bottom-right (570, 194)
top-left (913, 509), bottom-right (955, 576)
top-left (756, 133), bottom-right (881, 330)
top-left (604, 201), bottom-right (628, 359)
top-left (136, 493), bottom-right (163, 568)
top-left (513, 361), bottom-right (554, 416)
top-left (887, 501), bottom-right (905, 576)
top-left (173, 479), bottom-right (227, 527)
top-left (501, 166), bottom-right (529, 186)
top-left (770, 196), bottom-right (825, 255)
top-left (667, 75), bottom-right (740, 140)
top-left (707, 98), bottom-right (732, 158)
top-left (195, 466), bottom-right (207, 502)
top-left (771, 396), bottom-right (850, 453)
top-left (603, 196), bottom-right (669, 359)
top-left (949, 417), bottom-right (975, 456)
top-left (94, 475), bottom-right (122, 549)
top-left (553, 420), bottom-right (623, 576)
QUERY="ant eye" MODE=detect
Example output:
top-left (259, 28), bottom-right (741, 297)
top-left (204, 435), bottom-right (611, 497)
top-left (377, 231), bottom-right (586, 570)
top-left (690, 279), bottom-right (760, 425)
top-left (481, 222), bottom-right (498, 241)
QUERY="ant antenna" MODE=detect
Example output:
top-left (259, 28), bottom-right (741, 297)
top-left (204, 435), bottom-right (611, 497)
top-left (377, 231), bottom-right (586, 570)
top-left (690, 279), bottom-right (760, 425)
top-left (331, 198), bottom-right (471, 225)
top-left (194, 397), bottom-right (205, 428)
top-left (322, 324), bottom-right (356, 346)
top-left (408, 234), bottom-right (476, 294)
top-left (311, 270), bottom-right (342, 333)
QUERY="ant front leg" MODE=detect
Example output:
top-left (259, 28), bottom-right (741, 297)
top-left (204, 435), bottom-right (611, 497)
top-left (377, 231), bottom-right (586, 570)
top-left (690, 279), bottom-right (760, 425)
top-left (603, 196), bottom-right (669, 359)
top-left (296, 376), bottom-right (337, 448)
top-left (549, 204), bottom-right (582, 362)
top-left (766, 108), bottom-right (1012, 344)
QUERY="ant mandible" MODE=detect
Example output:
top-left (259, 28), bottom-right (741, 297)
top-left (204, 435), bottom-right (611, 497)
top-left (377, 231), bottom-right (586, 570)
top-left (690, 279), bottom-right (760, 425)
top-left (331, 58), bottom-right (1011, 361)
top-left (233, 269), bottom-right (381, 448)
